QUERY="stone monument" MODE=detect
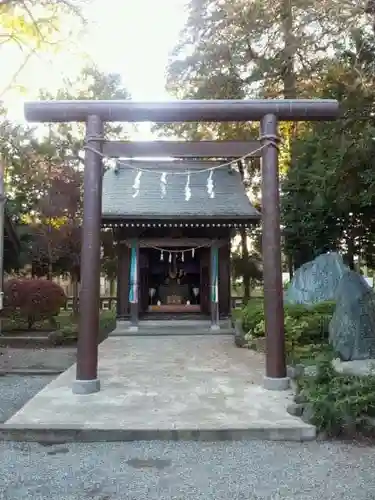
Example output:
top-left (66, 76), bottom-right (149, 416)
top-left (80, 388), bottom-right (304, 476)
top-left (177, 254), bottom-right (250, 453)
top-left (329, 270), bottom-right (375, 361)
top-left (285, 252), bottom-right (348, 305)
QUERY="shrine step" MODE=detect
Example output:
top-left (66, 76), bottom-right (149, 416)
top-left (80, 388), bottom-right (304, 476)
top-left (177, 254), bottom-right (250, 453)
top-left (141, 313), bottom-right (210, 321)
top-left (110, 319), bottom-right (233, 336)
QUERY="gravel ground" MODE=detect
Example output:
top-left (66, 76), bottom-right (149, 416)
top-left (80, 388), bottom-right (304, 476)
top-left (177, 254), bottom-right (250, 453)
top-left (0, 375), bottom-right (54, 423)
top-left (0, 347), bottom-right (76, 371)
top-left (0, 440), bottom-right (375, 499)
top-left (1, 376), bottom-right (375, 499)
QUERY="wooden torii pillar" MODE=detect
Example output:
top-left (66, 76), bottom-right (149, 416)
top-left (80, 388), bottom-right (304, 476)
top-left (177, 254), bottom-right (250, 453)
top-left (24, 99), bottom-right (339, 394)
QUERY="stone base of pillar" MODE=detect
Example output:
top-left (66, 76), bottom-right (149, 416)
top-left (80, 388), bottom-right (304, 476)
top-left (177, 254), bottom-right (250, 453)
top-left (130, 302), bottom-right (138, 327)
top-left (211, 301), bottom-right (219, 328)
top-left (128, 325), bottom-right (139, 332)
top-left (210, 324), bottom-right (220, 331)
top-left (72, 379), bottom-right (100, 394)
top-left (263, 376), bottom-right (290, 391)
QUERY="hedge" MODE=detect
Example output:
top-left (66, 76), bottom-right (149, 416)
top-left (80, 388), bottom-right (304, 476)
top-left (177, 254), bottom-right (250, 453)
top-left (238, 299), bottom-right (336, 363)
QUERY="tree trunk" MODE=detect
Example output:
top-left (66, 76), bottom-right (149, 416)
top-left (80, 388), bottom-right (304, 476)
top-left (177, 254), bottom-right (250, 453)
top-left (109, 278), bottom-right (115, 297)
top-left (280, 0), bottom-right (296, 101)
top-left (280, 0), bottom-right (298, 172)
top-left (72, 274), bottom-right (79, 317)
top-left (47, 238), bottom-right (53, 280)
top-left (47, 262), bottom-right (53, 280)
top-left (287, 254), bottom-right (294, 280)
top-left (237, 160), bottom-right (251, 303)
top-left (346, 236), bottom-right (355, 270)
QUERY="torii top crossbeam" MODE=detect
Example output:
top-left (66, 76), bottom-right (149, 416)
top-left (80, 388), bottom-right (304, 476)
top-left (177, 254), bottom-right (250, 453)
top-left (24, 99), bottom-right (339, 123)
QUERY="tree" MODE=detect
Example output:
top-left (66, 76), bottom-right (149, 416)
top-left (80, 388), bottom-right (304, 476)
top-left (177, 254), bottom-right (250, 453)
top-left (282, 31), bottom-right (375, 270)
top-left (163, 1), bottom-right (374, 280)
top-left (27, 65), bottom-right (131, 311)
top-left (0, 0), bottom-right (87, 95)
top-left (166, 0), bottom-right (368, 102)
top-left (231, 225), bottom-right (263, 298)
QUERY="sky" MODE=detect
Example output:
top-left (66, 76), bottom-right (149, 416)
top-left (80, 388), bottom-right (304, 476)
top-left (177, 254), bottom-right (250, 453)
top-left (2, 0), bottom-right (188, 137)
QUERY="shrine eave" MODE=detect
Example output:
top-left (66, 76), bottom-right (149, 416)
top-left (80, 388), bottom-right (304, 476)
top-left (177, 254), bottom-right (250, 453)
top-left (101, 217), bottom-right (259, 229)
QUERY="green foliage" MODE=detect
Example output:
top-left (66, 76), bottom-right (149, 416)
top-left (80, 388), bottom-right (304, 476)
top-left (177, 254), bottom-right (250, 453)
top-left (231, 226), bottom-right (263, 301)
top-left (28, 65), bottom-right (131, 280)
top-left (240, 299), bottom-right (264, 336)
top-left (162, 0), bottom-right (375, 275)
top-left (299, 355), bottom-right (375, 436)
top-left (282, 31), bottom-right (375, 269)
top-left (239, 299), bottom-right (336, 362)
top-left (0, 65), bottom-right (131, 282)
top-left (55, 310), bottom-right (116, 345)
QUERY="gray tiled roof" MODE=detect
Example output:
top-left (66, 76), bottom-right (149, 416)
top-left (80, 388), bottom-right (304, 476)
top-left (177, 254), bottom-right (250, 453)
top-left (102, 161), bottom-right (260, 220)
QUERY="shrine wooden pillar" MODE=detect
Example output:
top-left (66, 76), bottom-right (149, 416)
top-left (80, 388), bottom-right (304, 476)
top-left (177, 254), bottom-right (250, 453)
top-left (129, 238), bottom-right (140, 330)
top-left (73, 114), bottom-right (103, 394)
top-left (260, 114), bottom-right (288, 390)
top-left (210, 241), bottom-right (220, 330)
top-left (200, 248), bottom-right (209, 315)
top-left (116, 243), bottom-right (130, 320)
top-left (218, 241), bottom-right (231, 317)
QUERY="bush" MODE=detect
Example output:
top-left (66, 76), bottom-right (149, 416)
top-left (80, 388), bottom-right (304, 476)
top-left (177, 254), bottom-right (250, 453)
top-left (50, 310), bottom-right (116, 345)
top-left (3, 278), bottom-right (67, 330)
top-left (238, 299), bottom-right (336, 363)
top-left (99, 310), bottom-right (116, 338)
top-left (241, 300), bottom-right (335, 341)
top-left (298, 354), bottom-right (375, 437)
top-left (241, 299), bottom-right (264, 335)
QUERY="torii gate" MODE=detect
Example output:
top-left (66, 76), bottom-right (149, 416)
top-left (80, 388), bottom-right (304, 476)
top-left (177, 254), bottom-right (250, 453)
top-left (24, 99), bottom-right (339, 394)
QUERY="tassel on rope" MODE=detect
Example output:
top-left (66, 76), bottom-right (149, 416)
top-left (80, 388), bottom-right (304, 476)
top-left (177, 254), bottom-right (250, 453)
top-left (181, 251), bottom-right (184, 262)
top-left (132, 170), bottom-right (142, 198)
top-left (169, 252), bottom-right (172, 263)
top-left (160, 250), bottom-right (164, 261)
top-left (184, 172), bottom-right (191, 201)
top-left (207, 169), bottom-right (215, 198)
top-left (192, 248), bottom-right (195, 258)
top-left (160, 172), bottom-right (167, 198)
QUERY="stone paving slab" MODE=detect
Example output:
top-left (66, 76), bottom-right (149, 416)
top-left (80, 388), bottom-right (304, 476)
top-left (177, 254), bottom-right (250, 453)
top-left (1, 336), bottom-right (315, 442)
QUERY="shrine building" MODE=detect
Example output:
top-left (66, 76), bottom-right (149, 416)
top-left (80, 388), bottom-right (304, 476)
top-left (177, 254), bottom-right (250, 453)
top-left (101, 159), bottom-right (260, 328)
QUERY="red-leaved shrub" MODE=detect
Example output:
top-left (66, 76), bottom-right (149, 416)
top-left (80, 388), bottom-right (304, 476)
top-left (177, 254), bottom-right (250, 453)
top-left (3, 278), bottom-right (67, 329)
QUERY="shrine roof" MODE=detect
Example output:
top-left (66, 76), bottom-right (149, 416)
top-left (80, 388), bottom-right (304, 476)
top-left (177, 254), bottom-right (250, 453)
top-left (101, 160), bottom-right (260, 221)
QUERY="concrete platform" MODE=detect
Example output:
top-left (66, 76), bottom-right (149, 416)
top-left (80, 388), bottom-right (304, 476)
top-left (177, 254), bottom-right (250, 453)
top-left (0, 336), bottom-right (315, 442)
